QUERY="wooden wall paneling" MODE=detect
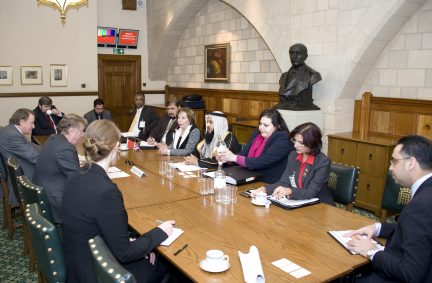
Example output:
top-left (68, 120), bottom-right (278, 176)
top-left (393, 112), bottom-right (417, 136)
top-left (417, 114), bottom-right (432, 139)
top-left (352, 100), bottom-right (362, 132)
top-left (370, 110), bottom-right (391, 135)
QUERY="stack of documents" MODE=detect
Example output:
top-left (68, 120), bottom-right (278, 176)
top-left (238, 245), bottom-right (265, 283)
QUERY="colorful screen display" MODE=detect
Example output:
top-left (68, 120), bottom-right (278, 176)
top-left (118, 29), bottom-right (139, 47)
top-left (97, 27), bottom-right (117, 46)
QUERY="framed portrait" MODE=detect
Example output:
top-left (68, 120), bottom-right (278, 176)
top-left (50, 64), bottom-right (67, 87)
top-left (21, 66), bottom-right (43, 85)
top-left (204, 43), bottom-right (230, 82)
top-left (0, 66), bottom-right (13, 85)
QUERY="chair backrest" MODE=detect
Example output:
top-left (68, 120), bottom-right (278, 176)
top-left (18, 175), bottom-right (54, 223)
top-left (88, 236), bottom-right (137, 283)
top-left (0, 151), bottom-right (7, 182)
top-left (381, 171), bottom-right (411, 213)
top-left (25, 203), bottom-right (66, 283)
top-left (328, 162), bottom-right (360, 209)
top-left (6, 157), bottom-right (25, 202)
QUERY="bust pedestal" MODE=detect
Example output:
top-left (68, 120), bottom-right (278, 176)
top-left (277, 110), bottom-right (323, 131)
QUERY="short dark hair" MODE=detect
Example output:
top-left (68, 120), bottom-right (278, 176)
top-left (94, 98), bottom-right (105, 108)
top-left (9, 109), bottom-right (34, 125)
top-left (134, 93), bottom-right (144, 98)
top-left (259, 108), bottom-right (289, 132)
top-left (398, 135), bottom-right (432, 170)
top-left (38, 96), bottom-right (52, 106)
top-left (166, 96), bottom-right (178, 107)
top-left (289, 122), bottom-right (322, 155)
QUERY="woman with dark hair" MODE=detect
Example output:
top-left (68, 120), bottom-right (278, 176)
top-left (158, 107), bottom-right (200, 156)
top-left (251, 122), bottom-right (335, 205)
top-left (218, 108), bottom-right (294, 183)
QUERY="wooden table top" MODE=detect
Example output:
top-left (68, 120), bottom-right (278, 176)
top-left (127, 197), bottom-right (373, 282)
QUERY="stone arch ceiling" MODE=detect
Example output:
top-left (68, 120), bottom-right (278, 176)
top-left (148, 0), bottom-right (425, 99)
top-left (147, 0), bottom-right (209, 80)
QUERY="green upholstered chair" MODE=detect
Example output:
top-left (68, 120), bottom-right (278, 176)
top-left (328, 162), bottom-right (360, 211)
top-left (4, 156), bottom-right (24, 240)
top-left (25, 203), bottom-right (66, 283)
top-left (17, 175), bottom-right (54, 224)
top-left (88, 236), bottom-right (137, 283)
top-left (380, 171), bottom-right (411, 222)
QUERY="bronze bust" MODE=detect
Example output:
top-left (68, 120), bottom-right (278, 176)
top-left (276, 43), bottom-right (322, 110)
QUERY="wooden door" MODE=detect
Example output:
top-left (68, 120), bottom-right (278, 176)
top-left (98, 54), bottom-right (141, 131)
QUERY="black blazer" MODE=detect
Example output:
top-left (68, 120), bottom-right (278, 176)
top-left (366, 176), bottom-right (432, 282)
top-left (136, 106), bottom-right (159, 141)
top-left (149, 114), bottom-right (177, 145)
top-left (61, 164), bottom-right (168, 282)
top-left (32, 106), bottom-right (62, 136)
top-left (239, 130), bottom-right (294, 183)
top-left (266, 151), bottom-right (335, 205)
top-left (33, 134), bottom-right (81, 223)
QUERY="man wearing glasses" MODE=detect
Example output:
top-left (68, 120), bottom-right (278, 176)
top-left (346, 135), bottom-right (432, 282)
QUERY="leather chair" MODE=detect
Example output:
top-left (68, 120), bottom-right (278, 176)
top-left (328, 162), bottom-right (360, 211)
top-left (17, 174), bottom-right (55, 271)
top-left (17, 175), bottom-right (54, 223)
top-left (25, 203), bottom-right (66, 283)
top-left (4, 156), bottom-right (24, 240)
top-left (88, 236), bottom-right (137, 283)
top-left (0, 151), bottom-right (13, 230)
top-left (380, 171), bottom-right (411, 222)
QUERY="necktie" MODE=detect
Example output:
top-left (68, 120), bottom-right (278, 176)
top-left (128, 111), bottom-right (139, 132)
top-left (46, 114), bottom-right (54, 129)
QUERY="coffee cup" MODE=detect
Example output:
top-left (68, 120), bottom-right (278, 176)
top-left (205, 250), bottom-right (229, 268)
top-left (119, 143), bottom-right (128, 151)
top-left (46, 109), bottom-right (53, 115)
top-left (254, 192), bottom-right (268, 205)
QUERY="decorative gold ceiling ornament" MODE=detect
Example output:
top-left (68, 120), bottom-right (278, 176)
top-left (37, 0), bottom-right (88, 22)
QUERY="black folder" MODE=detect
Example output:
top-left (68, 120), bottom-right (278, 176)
top-left (223, 166), bottom-right (263, 185)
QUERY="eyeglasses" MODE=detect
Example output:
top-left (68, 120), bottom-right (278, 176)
top-left (290, 138), bottom-right (304, 146)
top-left (390, 157), bottom-right (410, 166)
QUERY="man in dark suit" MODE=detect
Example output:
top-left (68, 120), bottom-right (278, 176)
top-left (128, 93), bottom-right (159, 140)
top-left (147, 97), bottom-right (180, 146)
top-left (32, 96), bottom-right (63, 136)
top-left (83, 98), bottom-right (112, 124)
top-left (0, 108), bottom-right (41, 205)
top-left (346, 135), bottom-right (432, 282)
top-left (33, 113), bottom-right (87, 224)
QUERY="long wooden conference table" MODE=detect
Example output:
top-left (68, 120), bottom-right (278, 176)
top-left (112, 149), bottom-right (373, 282)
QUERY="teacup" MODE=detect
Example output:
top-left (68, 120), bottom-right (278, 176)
top-left (119, 143), bottom-right (128, 151)
top-left (205, 250), bottom-right (229, 268)
top-left (254, 192), bottom-right (268, 205)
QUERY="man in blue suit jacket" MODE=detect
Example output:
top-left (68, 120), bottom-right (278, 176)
top-left (346, 135), bottom-right (432, 282)
top-left (0, 109), bottom-right (41, 205)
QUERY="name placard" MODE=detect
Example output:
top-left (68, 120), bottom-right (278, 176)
top-left (130, 166), bottom-right (147, 178)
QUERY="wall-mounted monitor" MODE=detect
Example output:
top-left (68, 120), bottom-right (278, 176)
top-left (97, 27), bottom-right (117, 47)
top-left (117, 29), bottom-right (139, 49)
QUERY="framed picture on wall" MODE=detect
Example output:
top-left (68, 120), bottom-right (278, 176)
top-left (21, 66), bottom-right (43, 85)
top-left (204, 43), bottom-right (230, 82)
top-left (0, 66), bottom-right (13, 85)
top-left (50, 64), bottom-right (67, 87)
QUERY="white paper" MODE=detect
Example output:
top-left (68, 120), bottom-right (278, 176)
top-left (203, 171), bottom-right (237, 185)
top-left (171, 162), bottom-right (202, 172)
top-left (290, 268), bottom-right (311, 278)
top-left (238, 245), bottom-right (265, 283)
top-left (139, 141), bottom-right (156, 148)
top-left (121, 132), bottom-right (139, 138)
top-left (160, 228), bottom-right (184, 246)
top-left (328, 230), bottom-right (384, 255)
top-left (107, 167), bottom-right (130, 179)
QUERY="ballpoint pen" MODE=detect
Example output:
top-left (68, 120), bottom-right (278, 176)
top-left (174, 244), bottom-right (188, 256)
top-left (155, 220), bottom-right (179, 227)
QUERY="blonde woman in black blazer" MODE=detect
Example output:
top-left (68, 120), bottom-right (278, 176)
top-left (62, 120), bottom-right (175, 282)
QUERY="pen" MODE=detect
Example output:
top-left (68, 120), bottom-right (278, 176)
top-left (155, 220), bottom-right (179, 227)
top-left (174, 244), bottom-right (188, 256)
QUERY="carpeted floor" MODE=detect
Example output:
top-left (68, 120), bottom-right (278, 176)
top-left (0, 200), bottom-right (389, 283)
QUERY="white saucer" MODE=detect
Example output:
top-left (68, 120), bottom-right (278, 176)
top-left (199, 259), bottom-right (230, 273)
top-left (251, 198), bottom-right (271, 206)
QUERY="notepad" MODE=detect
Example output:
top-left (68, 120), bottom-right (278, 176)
top-left (160, 228), bottom-right (184, 246)
top-left (171, 162), bottom-right (202, 172)
top-left (107, 167), bottom-right (130, 179)
top-left (269, 197), bottom-right (319, 209)
top-left (328, 230), bottom-right (384, 255)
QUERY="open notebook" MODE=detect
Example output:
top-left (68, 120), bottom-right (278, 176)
top-left (328, 230), bottom-right (384, 254)
top-left (269, 197), bottom-right (319, 210)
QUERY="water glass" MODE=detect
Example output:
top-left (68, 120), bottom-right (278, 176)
top-left (165, 162), bottom-right (174, 179)
top-left (159, 161), bottom-right (166, 175)
top-left (198, 168), bottom-right (207, 182)
top-left (200, 178), bottom-right (211, 195)
top-left (226, 185), bottom-right (238, 204)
